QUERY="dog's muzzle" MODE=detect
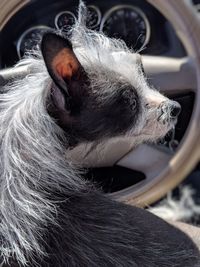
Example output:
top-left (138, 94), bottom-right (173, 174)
top-left (158, 100), bottom-right (181, 124)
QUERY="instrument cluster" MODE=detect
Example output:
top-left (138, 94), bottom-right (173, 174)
top-left (17, 4), bottom-right (151, 58)
top-left (2, 0), bottom-right (179, 68)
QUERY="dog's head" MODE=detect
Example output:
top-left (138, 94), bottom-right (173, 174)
top-left (41, 28), bottom-right (180, 146)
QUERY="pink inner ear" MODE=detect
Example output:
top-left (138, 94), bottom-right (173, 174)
top-left (56, 62), bottom-right (72, 80)
top-left (52, 48), bottom-right (80, 81)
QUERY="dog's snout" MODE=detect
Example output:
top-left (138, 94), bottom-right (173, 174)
top-left (160, 101), bottom-right (181, 118)
top-left (170, 102), bottom-right (181, 118)
top-left (158, 101), bottom-right (181, 125)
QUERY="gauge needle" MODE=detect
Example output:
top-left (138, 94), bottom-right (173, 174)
top-left (122, 18), bottom-right (127, 37)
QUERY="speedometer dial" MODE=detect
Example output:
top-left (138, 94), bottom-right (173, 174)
top-left (17, 25), bottom-right (51, 58)
top-left (100, 5), bottom-right (150, 51)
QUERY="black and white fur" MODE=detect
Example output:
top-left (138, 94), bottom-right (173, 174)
top-left (0, 2), bottom-right (199, 266)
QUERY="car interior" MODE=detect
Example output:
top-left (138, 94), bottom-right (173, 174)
top-left (0, 0), bottom-right (200, 211)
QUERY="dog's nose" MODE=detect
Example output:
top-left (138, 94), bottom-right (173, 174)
top-left (159, 101), bottom-right (181, 121)
top-left (170, 101), bottom-right (181, 118)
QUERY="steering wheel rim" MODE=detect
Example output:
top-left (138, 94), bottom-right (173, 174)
top-left (0, 0), bottom-right (200, 206)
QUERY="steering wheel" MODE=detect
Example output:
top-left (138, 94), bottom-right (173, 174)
top-left (0, 0), bottom-right (200, 206)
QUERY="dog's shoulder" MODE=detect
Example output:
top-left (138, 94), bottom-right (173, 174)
top-left (43, 192), bottom-right (200, 267)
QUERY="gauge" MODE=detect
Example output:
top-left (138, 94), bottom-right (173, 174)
top-left (55, 11), bottom-right (76, 32)
top-left (86, 5), bottom-right (101, 29)
top-left (17, 25), bottom-right (51, 58)
top-left (100, 5), bottom-right (151, 51)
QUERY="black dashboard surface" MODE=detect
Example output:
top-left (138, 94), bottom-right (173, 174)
top-left (0, 0), bottom-right (185, 68)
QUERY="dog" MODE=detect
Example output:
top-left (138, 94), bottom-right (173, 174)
top-left (0, 1), bottom-right (199, 266)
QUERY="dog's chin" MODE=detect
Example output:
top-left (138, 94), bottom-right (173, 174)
top-left (126, 118), bottom-right (177, 145)
top-left (154, 120), bottom-right (177, 140)
top-left (164, 118), bottom-right (177, 136)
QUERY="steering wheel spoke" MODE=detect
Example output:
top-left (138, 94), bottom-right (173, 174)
top-left (0, 65), bottom-right (31, 86)
top-left (142, 55), bottom-right (196, 94)
top-left (116, 144), bottom-right (173, 180)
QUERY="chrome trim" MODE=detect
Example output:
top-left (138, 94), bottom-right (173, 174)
top-left (17, 25), bottom-right (51, 58)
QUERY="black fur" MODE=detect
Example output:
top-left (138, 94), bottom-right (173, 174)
top-left (48, 81), bottom-right (139, 144)
top-left (5, 190), bottom-right (200, 267)
top-left (46, 192), bottom-right (200, 267)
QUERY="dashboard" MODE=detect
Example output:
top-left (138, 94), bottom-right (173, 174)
top-left (0, 0), bottom-right (186, 68)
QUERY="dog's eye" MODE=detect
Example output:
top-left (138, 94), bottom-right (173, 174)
top-left (145, 103), bottom-right (150, 109)
top-left (130, 98), bottom-right (137, 110)
top-left (121, 88), bottom-right (138, 111)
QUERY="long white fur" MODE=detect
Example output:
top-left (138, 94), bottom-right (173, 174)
top-left (0, 57), bottom-right (89, 265)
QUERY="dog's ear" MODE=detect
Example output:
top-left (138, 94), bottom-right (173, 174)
top-left (41, 32), bottom-right (88, 117)
top-left (41, 33), bottom-right (82, 95)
